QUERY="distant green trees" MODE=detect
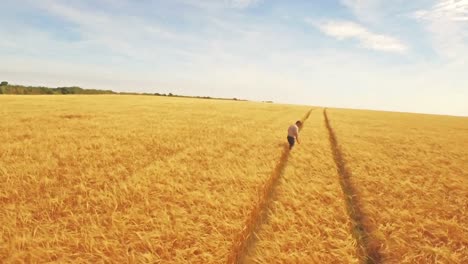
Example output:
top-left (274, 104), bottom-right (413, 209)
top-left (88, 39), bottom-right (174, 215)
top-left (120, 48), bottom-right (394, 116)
top-left (0, 83), bottom-right (115, 95)
top-left (0, 81), bottom-right (245, 101)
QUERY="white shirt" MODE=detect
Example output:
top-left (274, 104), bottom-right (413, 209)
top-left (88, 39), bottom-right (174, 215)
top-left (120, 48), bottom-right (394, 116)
top-left (288, 124), bottom-right (299, 137)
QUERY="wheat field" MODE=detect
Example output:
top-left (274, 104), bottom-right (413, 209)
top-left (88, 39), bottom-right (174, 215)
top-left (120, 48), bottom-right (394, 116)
top-left (0, 95), bottom-right (309, 262)
top-left (244, 110), bottom-right (358, 263)
top-left (1, 95), bottom-right (467, 263)
top-left (328, 109), bottom-right (468, 263)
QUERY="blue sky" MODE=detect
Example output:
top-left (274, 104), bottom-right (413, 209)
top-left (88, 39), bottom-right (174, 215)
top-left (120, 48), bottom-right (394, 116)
top-left (1, 0), bottom-right (467, 116)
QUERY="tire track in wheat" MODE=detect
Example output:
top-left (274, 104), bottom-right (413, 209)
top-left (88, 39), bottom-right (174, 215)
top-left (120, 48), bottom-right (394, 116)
top-left (323, 108), bottom-right (382, 264)
top-left (226, 109), bottom-right (313, 264)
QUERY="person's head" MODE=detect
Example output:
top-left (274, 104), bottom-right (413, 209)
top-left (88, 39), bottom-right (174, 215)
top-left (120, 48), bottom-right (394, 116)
top-left (296, 120), bottom-right (302, 127)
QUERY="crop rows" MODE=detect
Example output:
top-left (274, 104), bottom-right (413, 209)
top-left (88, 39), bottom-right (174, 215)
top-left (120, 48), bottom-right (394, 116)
top-left (327, 109), bottom-right (468, 263)
top-left (1, 96), bottom-right (466, 263)
top-left (243, 110), bottom-right (359, 263)
top-left (0, 95), bottom-right (309, 262)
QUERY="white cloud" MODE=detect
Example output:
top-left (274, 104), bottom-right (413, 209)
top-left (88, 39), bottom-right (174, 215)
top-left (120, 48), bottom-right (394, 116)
top-left (340, 0), bottom-right (411, 22)
top-left (313, 20), bottom-right (408, 53)
top-left (340, 0), bottom-right (381, 22)
top-left (33, 1), bottom-right (202, 62)
top-left (413, 0), bottom-right (468, 60)
top-left (228, 0), bottom-right (261, 9)
top-left (176, 0), bottom-right (261, 9)
top-left (414, 0), bottom-right (468, 21)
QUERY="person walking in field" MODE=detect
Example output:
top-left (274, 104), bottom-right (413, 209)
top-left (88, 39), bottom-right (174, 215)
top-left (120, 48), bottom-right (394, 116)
top-left (287, 121), bottom-right (302, 150)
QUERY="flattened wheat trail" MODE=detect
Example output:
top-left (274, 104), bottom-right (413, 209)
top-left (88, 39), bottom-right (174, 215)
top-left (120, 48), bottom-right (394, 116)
top-left (227, 109), bottom-right (313, 264)
top-left (323, 108), bottom-right (382, 264)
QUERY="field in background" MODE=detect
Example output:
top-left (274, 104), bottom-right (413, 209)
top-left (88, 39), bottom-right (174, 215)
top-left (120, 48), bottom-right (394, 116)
top-left (0, 95), bottom-right (467, 263)
top-left (328, 109), bottom-right (468, 263)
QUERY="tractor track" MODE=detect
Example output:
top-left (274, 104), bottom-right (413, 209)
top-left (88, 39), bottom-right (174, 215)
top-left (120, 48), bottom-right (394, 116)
top-left (226, 109), bottom-right (313, 264)
top-left (323, 109), bottom-right (382, 264)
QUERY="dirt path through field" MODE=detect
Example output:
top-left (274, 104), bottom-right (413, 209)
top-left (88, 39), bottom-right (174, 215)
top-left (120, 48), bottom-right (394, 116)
top-left (226, 109), bottom-right (313, 264)
top-left (324, 109), bottom-right (382, 264)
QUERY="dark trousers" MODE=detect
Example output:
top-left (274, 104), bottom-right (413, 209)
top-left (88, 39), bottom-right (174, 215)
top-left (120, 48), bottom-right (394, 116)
top-left (287, 136), bottom-right (295, 148)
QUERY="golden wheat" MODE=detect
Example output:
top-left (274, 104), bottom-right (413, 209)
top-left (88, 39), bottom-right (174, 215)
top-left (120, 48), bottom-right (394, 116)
top-left (2, 95), bottom-right (466, 263)
top-left (244, 109), bottom-right (359, 263)
top-left (327, 109), bottom-right (468, 263)
top-left (0, 95), bottom-right (309, 263)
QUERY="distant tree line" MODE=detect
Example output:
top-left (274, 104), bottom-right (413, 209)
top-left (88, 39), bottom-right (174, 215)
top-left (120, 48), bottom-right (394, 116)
top-left (0, 81), bottom-right (246, 101)
top-left (0, 82), bottom-right (115, 94)
top-left (0, 82), bottom-right (115, 95)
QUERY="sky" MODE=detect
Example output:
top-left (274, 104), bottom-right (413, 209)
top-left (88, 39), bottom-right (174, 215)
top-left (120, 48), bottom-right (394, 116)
top-left (1, 0), bottom-right (467, 116)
